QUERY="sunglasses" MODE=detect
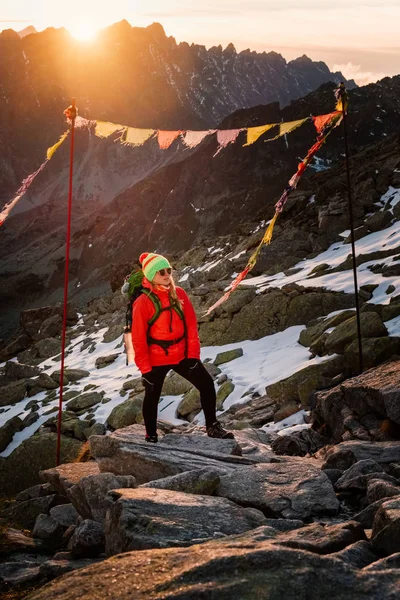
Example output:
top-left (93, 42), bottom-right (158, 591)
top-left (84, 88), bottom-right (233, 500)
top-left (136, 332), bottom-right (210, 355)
top-left (158, 268), bottom-right (172, 276)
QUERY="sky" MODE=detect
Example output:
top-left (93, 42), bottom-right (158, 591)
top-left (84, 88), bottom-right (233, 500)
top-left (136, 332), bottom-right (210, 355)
top-left (1, 1), bottom-right (399, 86)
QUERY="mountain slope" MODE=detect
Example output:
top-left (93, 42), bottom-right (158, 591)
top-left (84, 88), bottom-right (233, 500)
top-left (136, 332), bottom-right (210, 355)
top-left (0, 20), bottom-right (354, 201)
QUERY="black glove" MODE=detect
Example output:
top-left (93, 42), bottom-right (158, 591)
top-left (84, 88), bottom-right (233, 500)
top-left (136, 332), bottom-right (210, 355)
top-left (186, 358), bottom-right (200, 369)
top-left (142, 369), bottom-right (156, 386)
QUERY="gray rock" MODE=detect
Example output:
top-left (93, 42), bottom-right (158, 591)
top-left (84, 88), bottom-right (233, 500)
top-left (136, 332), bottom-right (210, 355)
top-left (177, 387), bottom-right (201, 419)
top-left (372, 497), bottom-right (400, 555)
top-left (32, 513), bottom-right (65, 541)
top-left (214, 348), bottom-right (244, 366)
top-left (216, 380), bottom-right (235, 409)
top-left (325, 312), bottom-right (387, 354)
top-left (4, 361), bottom-right (41, 380)
top-left (84, 422), bottom-right (107, 439)
top-left (68, 519), bottom-right (105, 557)
top-left (162, 371), bottom-right (192, 395)
top-left (95, 354), bottom-right (119, 369)
top-left (0, 380), bottom-right (27, 407)
top-left (40, 462), bottom-right (101, 496)
top-left (140, 468), bottom-right (220, 495)
top-left (276, 521), bottom-right (366, 555)
top-left (263, 518), bottom-right (304, 532)
top-left (363, 553), bottom-right (400, 571)
top-left (102, 325), bottom-right (122, 343)
top-left (104, 487), bottom-right (267, 555)
top-left (335, 459), bottom-right (384, 488)
top-left (40, 314), bottom-right (63, 339)
top-left (271, 428), bottom-right (328, 457)
top-left (216, 461), bottom-right (339, 519)
top-left (89, 427), bottom-right (258, 485)
top-left (331, 540), bottom-right (379, 568)
top-left (39, 553), bottom-right (104, 580)
top-left (0, 432), bottom-right (83, 497)
top-left (0, 495), bottom-right (58, 528)
top-left (0, 560), bottom-right (41, 587)
top-left (366, 479), bottom-right (400, 504)
top-left (51, 368), bottom-right (91, 383)
top-left (67, 473), bottom-right (136, 522)
top-left (36, 372), bottom-right (59, 389)
top-left (66, 392), bottom-right (103, 412)
top-left (0, 527), bottom-right (46, 554)
top-left (106, 396), bottom-right (144, 429)
top-left (344, 336), bottom-right (400, 372)
top-left (35, 338), bottom-right (62, 359)
top-left (15, 482), bottom-right (54, 502)
top-left (0, 415), bottom-right (23, 452)
top-left (121, 377), bottom-right (144, 392)
top-left (50, 503), bottom-right (80, 528)
top-left (320, 441), bottom-right (400, 470)
top-left (354, 498), bottom-right (394, 529)
top-left (27, 528), bottom-right (400, 600)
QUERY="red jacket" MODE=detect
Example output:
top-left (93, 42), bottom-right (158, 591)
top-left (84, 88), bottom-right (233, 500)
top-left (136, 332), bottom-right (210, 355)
top-left (131, 279), bottom-right (200, 374)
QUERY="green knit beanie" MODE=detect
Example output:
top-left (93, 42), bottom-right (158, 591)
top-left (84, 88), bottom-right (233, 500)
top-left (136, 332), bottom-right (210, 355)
top-left (139, 252), bottom-right (171, 282)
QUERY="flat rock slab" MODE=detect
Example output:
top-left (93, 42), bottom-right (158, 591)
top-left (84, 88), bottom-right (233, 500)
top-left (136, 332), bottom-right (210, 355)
top-left (90, 429), bottom-right (263, 484)
top-left (216, 462), bottom-right (339, 519)
top-left (318, 441), bottom-right (400, 470)
top-left (104, 487), bottom-right (267, 555)
top-left (26, 529), bottom-right (400, 600)
top-left (40, 462), bottom-right (100, 496)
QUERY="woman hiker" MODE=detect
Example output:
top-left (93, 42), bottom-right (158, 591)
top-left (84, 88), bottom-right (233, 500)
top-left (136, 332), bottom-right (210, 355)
top-left (131, 252), bottom-right (234, 443)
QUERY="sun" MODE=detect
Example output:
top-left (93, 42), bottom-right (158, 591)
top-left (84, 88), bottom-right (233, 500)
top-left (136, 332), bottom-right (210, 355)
top-left (68, 22), bottom-right (98, 41)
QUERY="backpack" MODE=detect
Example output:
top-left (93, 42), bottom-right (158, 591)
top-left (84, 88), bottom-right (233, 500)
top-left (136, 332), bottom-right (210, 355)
top-left (122, 269), bottom-right (187, 365)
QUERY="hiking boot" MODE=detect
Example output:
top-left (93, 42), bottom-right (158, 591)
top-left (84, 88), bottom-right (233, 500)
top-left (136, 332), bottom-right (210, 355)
top-left (145, 434), bottom-right (158, 443)
top-left (206, 421), bottom-right (234, 439)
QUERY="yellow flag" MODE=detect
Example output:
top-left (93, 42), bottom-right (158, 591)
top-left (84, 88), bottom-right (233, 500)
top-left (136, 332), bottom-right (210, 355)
top-left (268, 118), bottom-right (308, 141)
top-left (243, 123), bottom-right (276, 146)
top-left (95, 121), bottom-right (125, 138)
top-left (123, 128), bottom-right (155, 146)
top-left (47, 131), bottom-right (69, 160)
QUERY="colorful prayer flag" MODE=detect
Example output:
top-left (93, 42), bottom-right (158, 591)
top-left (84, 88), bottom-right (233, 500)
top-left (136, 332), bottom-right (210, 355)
top-left (123, 128), bottom-right (155, 147)
top-left (267, 118), bottom-right (308, 142)
top-left (158, 130), bottom-right (185, 150)
top-left (47, 131), bottom-right (69, 160)
top-left (214, 129), bottom-right (243, 156)
top-left (243, 124), bottom-right (276, 147)
top-left (182, 130), bottom-right (215, 149)
top-left (313, 112), bottom-right (340, 134)
top-left (95, 121), bottom-right (125, 138)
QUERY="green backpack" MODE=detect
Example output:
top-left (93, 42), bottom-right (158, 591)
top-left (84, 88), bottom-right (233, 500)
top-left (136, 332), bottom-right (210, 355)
top-left (123, 269), bottom-right (187, 358)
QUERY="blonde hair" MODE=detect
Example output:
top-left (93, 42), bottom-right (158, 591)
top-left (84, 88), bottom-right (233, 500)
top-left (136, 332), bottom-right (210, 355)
top-left (168, 275), bottom-right (183, 310)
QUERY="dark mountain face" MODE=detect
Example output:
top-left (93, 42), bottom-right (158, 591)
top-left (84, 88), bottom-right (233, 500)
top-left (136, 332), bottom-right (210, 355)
top-left (0, 20), bottom-right (354, 202)
top-left (1, 75), bottom-right (399, 340)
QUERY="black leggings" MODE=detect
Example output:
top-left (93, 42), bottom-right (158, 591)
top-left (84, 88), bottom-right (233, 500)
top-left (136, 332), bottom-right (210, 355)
top-left (141, 358), bottom-right (217, 436)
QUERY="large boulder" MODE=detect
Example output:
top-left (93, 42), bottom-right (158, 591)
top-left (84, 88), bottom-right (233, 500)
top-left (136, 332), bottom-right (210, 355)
top-left (89, 427), bottom-right (256, 485)
top-left (299, 310), bottom-right (355, 348)
top-left (324, 313), bottom-right (387, 354)
top-left (0, 380), bottom-right (28, 407)
top-left (0, 433), bottom-right (83, 496)
top-left (0, 416), bottom-right (23, 452)
top-left (25, 528), bottom-right (400, 600)
top-left (266, 356), bottom-right (346, 407)
top-left (66, 392), bottom-right (103, 412)
top-left (66, 473), bottom-right (137, 522)
top-left (216, 461), bottom-right (339, 519)
top-left (104, 487), bottom-right (267, 555)
top-left (106, 396), bottom-right (144, 429)
top-left (4, 361), bottom-right (41, 380)
top-left (319, 441), bottom-right (400, 471)
top-left (313, 359), bottom-right (400, 442)
top-left (372, 497), bottom-right (400, 555)
top-left (40, 462), bottom-right (101, 497)
top-left (344, 337), bottom-right (400, 371)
